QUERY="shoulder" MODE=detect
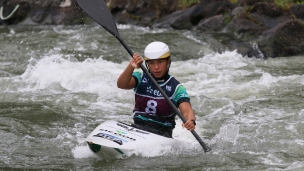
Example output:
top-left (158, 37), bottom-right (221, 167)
top-left (132, 71), bottom-right (143, 90)
top-left (132, 71), bottom-right (143, 79)
top-left (171, 78), bottom-right (189, 98)
top-left (164, 75), bottom-right (180, 85)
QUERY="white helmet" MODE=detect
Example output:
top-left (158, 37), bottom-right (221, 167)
top-left (144, 41), bottom-right (170, 60)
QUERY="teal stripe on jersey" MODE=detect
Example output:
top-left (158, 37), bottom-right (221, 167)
top-left (134, 115), bottom-right (173, 127)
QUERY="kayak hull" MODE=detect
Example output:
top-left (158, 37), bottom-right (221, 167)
top-left (86, 120), bottom-right (184, 159)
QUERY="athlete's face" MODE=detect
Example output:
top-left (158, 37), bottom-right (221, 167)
top-left (147, 58), bottom-right (170, 78)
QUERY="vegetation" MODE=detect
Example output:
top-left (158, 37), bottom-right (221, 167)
top-left (180, 0), bottom-right (304, 7)
top-left (268, 0), bottom-right (303, 6)
top-left (179, 0), bottom-right (200, 8)
top-left (274, 0), bottom-right (304, 6)
top-left (229, 0), bottom-right (238, 3)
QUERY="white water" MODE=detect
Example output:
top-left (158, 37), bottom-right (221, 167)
top-left (0, 25), bottom-right (303, 170)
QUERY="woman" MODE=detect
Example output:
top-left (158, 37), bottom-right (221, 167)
top-left (117, 41), bottom-right (196, 138)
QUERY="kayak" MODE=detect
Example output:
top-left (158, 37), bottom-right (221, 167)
top-left (86, 120), bottom-right (185, 159)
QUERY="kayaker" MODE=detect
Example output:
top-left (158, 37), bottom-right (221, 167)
top-left (117, 41), bottom-right (196, 138)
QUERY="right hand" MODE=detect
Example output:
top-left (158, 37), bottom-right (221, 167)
top-left (130, 53), bottom-right (143, 69)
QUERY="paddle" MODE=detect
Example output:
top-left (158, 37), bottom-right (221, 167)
top-left (76, 0), bottom-right (211, 153)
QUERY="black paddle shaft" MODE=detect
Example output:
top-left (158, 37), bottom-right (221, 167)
top-left (76, 0), bottom-right (211, 153)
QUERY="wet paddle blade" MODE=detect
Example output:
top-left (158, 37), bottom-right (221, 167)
top-left (77, 0), bottom-right (120, 37)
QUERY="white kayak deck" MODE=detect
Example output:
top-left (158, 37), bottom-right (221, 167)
top-left (86, 120), bottom-right (185, 159)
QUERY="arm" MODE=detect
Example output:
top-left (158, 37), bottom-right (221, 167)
top-left (117, 53), bottom-right (143, 89)
top-left (179, 102), bottom-right (196, 131)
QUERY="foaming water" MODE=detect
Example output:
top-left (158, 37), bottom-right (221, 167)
top-left (20, 55), bottom-right (121, 94)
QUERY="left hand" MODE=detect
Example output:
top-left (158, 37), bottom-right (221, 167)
top-left (182, 119), bottom-right (196, 131)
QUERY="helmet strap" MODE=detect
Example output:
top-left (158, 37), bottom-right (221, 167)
top-left (167, 58), bottom-right (171, 71)
top-left (145, 61), bottom-right (150, 72)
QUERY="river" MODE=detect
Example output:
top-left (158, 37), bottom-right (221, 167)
top-left (0, 24), bottom-right (303, 170)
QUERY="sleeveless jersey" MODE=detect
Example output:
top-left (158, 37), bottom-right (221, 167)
top-left (132, 71), bottom-right (190, 128)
